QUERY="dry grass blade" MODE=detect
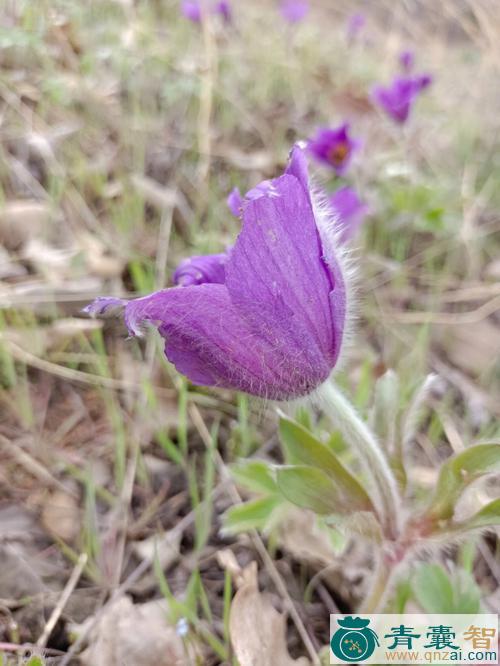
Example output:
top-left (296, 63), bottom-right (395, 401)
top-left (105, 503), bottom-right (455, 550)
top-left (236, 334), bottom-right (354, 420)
top-left (36, 553), bottom-right (88, 649)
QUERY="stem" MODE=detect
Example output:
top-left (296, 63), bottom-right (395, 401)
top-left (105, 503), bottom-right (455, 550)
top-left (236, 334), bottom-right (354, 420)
top-left (359, 552), bottom-right (398, 613)
top-left (197, 0), bottom-right (217, 214)
top-left (319, 381), bottom-right (401, 538)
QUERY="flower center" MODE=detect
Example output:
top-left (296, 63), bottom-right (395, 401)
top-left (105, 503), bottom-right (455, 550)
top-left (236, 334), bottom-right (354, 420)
top-left (328, 141), bottom-right (350, 167)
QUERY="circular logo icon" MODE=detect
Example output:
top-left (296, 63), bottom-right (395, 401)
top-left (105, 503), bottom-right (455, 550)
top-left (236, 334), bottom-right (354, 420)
top-left (330, 616), bottom-right (379, 662)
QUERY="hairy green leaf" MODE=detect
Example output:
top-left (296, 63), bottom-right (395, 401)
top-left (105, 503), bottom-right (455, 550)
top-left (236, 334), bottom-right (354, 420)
top-left (455, 498), bottom-right (500, 532)
top-left (278, 417), bottom-right (373, 512)
top-left (276, 465), bottom-right (347, 515)
top-left (427, 443), bottom-right (500, 520)
top-left (413, 563), bottom-right (480, 614)
top-left (223, 496), bottom-right (280, 534)
top-left (231, 460), bottom-right (277, 495)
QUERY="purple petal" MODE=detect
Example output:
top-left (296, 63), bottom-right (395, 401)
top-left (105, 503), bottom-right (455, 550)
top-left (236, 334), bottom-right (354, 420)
top-left (181, 0), bottom-right (202, 22)
top-left (215, 0), bottom-right (231, 22)
top-left (416, 73), bottom-right (433, 90)
top-left (285, 143), bottom-right (310, 196)
top-left (245, 179), bottom-right (276, 201)
top-left (83, 297), bottom-right (127, 316)
top-left (227, 187), bottom-right (243, 217)
top-left (119, 284), bottom-right (325, 399)
top-left (173, 252), bottom-right (227, 287)
top-left (330, 186), bottom-right (369, 243)
top-left (372, 74), bottom-right (431, 124)
top-left (346, 12), bottom-right (365, 39)
top-left (399, 49), bottom-right (415, 72)
top-left (226, 173), bottom-right (343, 371)
top-left (279, 0), bottom-right (309, 23)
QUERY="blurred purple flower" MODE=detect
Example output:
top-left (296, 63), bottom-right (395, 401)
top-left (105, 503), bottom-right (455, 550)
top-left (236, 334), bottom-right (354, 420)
top-left (227, 187), bottom-right (243, 217)
top-left (215, 0), bottom-right (232, 22)
top-left (399, 49), bottom-right (414, 72)
top-left (346, 12), bottom-right (365, 40)
top-left (181, 0), bottom-right (232, 23)
top-left (181, 0), bottom-right (202, 22)
top-left (330, 186), bottom-right (369, 243)
top-left (372, 74), bottom-right (432, 124)
top-left (279, 0), bottom-right (309, 24)
top-left (173, 253), bottom-right (227, 286)
top-left (308, 123), bottom-right (360, 175)
top-left (85, 145), bottom-right (348, 401)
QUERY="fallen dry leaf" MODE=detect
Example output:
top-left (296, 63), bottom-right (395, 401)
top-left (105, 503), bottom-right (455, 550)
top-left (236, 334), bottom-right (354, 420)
top-left (0, 200), bottom-right (53, 250)
top-left (276, 508), bottom-right (344, 568)
top-left (132, 530), bottom-right (181, 570)
top-left (78, 232), bottom-right (124, 279)
top-left (435, 321), bottom-right (500, 377)
top-left (484, 259), bottom-right (500, 281)
top-left (229, 563), bottom-right (310, 666)
top-left (41, 489), bottom-right (81, 542)
top-left (80, 596), bottom-right (189, 666)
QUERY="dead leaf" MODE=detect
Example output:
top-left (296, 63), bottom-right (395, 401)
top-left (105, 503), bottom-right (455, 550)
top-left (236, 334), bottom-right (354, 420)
top-left (78, 232), bottom-right (124, 279)
top-left (0, 201), bottom-right (53, 250)
top-left (0, 246), bottom-right (28, 279)
top-left (229, 563), bottom-right (310, 666)
top-left (132, 530), bottom-right (181, 570)
top-left (484, 259), bottom-right (500, 281)
top-left (435, 321), bottom-right (500, 376)
top-left (217, 550), bottom-right (258, 589)
top-left (50, 317), bottom-right (103, 343)
top-left (22, 238), bottom-right (76, 281)
top-left (276, 508), bottom-right (344, 568)
top-left (41, 489), bottom-right (81, 542)
top-left (130, 174), bottom-right (177, 210)
top-left (79, 597), bottom-right (189, 666)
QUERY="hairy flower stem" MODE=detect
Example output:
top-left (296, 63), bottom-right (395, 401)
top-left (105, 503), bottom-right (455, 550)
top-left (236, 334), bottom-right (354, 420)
top-left (319, 381), bottom-right (401, 539)
top-left (359, 549), bottom-right (406, 613)
top-left (360, 555), bottom-right (391, 613)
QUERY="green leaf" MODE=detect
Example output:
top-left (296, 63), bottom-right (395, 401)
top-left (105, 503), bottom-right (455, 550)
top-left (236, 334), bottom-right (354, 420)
top-left (26, 658), bottom-right (45, 666)
top-left (412, 563), bottom-right (454, 613)
top-left (276, 465), bottom-right (348, 515)
top-left (456, 498), bottom-right (500, 531)
top-left (393, 579), bottom-right (413, 614)
top-left (412, 563), bottom-right (481, 614)
top-left (453, 569), bottom-right (481, 614)
top-left (231, 460), bottom-right (277, 495)
top-left (223, 496), bottom-right (281, 534)
top-left (427, 443), bottom-right (500, 520)
top-left (278, 417), bottom-right (373, 512)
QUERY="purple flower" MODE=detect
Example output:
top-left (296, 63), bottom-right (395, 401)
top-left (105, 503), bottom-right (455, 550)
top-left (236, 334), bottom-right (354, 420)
top-left (85, 146), bottom-right (348, 401)
top-left (181, 0), bottom-right (202, 22)
top-left (173, 253), bottom-right (227, 286)
top-left (307, 124), bottom-right (360, 175)
top-left (330, 186), bottom-right (369, 243)
top-left (215, 0), bottom-right (232, 22)
top-left (372, 74), bottom-right (432, 124)
top-left (399, 49), bottom-right (414, 72)
top-left (181, 0), bottom-right (231, 23)
top-left (227, 187), bottom-right (243, 217)
top-left (279, 0), bottom-right (309, 24)
top-left (346, 12), bottom-right (365, 40)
